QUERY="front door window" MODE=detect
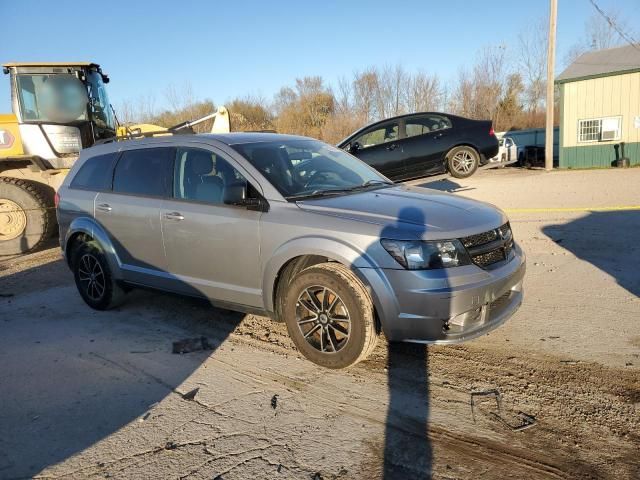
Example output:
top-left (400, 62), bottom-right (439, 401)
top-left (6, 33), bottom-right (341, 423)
top-left (173, 147), bottom-right (249, 205)
top-left (355, 123), bottom-right (399, 149)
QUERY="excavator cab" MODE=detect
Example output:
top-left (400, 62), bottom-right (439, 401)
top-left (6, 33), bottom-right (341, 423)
top-left (2, 62), bottom-right (116, 170)
top-left (0, 62), bottom-right (120, 255)
top-left (0, 61), bottom-right (230, 256)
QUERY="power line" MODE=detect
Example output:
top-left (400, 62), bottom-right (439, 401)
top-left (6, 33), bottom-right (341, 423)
top-left (588, 0), bottom-right (640, 52)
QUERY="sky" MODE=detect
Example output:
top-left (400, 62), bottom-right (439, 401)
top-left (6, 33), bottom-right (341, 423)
top-left (1, 0), bottom-right (639, 114)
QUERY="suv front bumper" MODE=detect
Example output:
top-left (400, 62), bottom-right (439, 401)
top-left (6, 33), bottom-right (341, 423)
top-left (357, 243), bottom-right (526, 343)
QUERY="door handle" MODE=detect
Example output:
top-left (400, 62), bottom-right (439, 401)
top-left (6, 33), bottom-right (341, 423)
top-left (164, 212), bottom-right (184, 221)
top-left (433, 132), bottom-right (445, 139)
top-left (96, 203), bottom-right (112, 212)
top-left (386, 143), bottom-right (398, 151)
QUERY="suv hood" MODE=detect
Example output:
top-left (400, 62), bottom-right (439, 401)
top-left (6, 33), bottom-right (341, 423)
top-left (296, 185), bottom-right (507, 240)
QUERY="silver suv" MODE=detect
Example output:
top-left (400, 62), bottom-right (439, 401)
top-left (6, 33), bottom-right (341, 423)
top-left (57, 133), bottom-right (525, 368)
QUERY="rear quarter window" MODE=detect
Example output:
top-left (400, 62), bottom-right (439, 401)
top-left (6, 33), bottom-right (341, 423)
top-left (70, 152), bottom-right (117, 190)
top-left (112, 147), bottom-right (173, 197)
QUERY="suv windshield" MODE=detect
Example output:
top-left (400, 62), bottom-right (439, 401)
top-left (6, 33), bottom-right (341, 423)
top-left (232, 139), bottom-right (392, 200)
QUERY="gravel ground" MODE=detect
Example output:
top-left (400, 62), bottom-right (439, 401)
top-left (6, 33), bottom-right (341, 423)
top-left (0, 167), bottom-right (638, 480)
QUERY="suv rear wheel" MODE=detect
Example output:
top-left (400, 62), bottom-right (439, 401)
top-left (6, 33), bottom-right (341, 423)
top-left (73, 241), bottom-right (126, 310)
top-left (282, 263), bottom-right (378, 368)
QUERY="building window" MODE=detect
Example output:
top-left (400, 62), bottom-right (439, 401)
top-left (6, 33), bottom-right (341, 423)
top-left (578, 116), bottom-right (622, 143)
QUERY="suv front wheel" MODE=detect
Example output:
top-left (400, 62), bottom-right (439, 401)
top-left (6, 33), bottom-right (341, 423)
top-left (73, 241), bottom-right (126, 310)
top-left (282, 263), bottom-right (378, 369)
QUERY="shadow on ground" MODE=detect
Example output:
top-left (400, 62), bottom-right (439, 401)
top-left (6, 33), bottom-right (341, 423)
top-left (0, 259), bottom-right (245, 479)
top-left (414, 177), bottom-right (470, 193)
top-left (363, 206), bottom-right (435, 478)
top-left (383, 343), bottom-right (432, 478)
top-left (543, 210), bottom-right (640, 297)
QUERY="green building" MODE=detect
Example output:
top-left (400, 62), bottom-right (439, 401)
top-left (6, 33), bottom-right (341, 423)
top-left (557, 45), bottom-right (640, 168)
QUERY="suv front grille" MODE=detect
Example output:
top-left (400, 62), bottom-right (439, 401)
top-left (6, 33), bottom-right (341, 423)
top-left (461, 229), bottom-right (498, 248)
top-left (462, 223), bottom-right (514, 268)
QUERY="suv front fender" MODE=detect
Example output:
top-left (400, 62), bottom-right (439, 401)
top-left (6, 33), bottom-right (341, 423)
top-left (64, 216), bottom-right (123, 280)
top-left (262, 236), bottom-right (379, 314)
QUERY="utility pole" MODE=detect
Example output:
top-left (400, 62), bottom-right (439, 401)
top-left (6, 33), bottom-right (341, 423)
top-left (545, 0), bottom-right (558, 171)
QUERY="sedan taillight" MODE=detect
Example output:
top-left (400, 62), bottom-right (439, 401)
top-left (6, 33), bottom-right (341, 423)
top-left (54, 192), bottom-right (60, 208)
top-left (489, 127), bottom-right (495, 137)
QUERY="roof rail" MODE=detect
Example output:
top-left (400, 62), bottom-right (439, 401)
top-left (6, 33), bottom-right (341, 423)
top-left (94, 128), bottom-right (191, 145)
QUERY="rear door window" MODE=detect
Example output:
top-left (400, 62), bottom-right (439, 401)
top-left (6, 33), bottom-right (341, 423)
top-left (405, 115), bottom-right (452, 138)
top-left (112, 147), bottom-right (173, 197)
top-left (70, 152), bottom-right (117, 190)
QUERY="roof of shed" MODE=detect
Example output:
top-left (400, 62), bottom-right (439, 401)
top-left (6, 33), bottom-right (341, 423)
top-left (557, 44), bottom-right (640, 83)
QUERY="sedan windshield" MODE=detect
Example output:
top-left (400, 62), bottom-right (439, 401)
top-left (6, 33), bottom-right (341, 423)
top-left (232, 139), bottom-right (392, 200)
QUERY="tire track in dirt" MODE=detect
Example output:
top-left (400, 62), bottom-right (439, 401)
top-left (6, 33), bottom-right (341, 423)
top-left (226, 317), bottom-right (639, 479)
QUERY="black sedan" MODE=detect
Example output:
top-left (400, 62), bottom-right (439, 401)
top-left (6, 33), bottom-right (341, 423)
top-left (337, 112), bottom-right (499, 180)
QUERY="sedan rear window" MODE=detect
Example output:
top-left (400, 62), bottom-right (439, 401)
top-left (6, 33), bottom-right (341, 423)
top-left (112, 148), bottom-right (173, 197)
top-left (70, 153), bottom-right (117, 190)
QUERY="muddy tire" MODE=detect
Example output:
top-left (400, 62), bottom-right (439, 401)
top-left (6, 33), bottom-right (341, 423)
top-left (73, 240), bottom-right (126, 310)
top-left (447, 146), bottom-right (480, 179)
top-left (282, 262), bottom-right (378, 369)
top-left (0, 177), bottom-right (56, 255)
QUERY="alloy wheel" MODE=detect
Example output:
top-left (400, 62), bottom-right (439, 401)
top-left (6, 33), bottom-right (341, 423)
top-left (296, 285), bottom-right (351, 353)
top-left (77, 253), bottom-right (106, 301)
top-left (451, 150), bottom-right (476, 174)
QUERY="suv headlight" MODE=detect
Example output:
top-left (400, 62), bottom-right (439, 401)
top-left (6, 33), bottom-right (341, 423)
top-left (381, 239), bottom-right (471, 270)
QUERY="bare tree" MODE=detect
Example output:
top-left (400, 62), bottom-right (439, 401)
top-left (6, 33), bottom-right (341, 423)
top-left (274, 76), bottom-right (334, 138)
top-left (334, 76), bottom-right (353, 115)
top-left (273, 86), bottom-right (297, 115)
top-left (116, 93), bottom-right (157, 125)
top-left (371, 65), bottom-right (408, 118)
top-left (115, 99), bottom-right (136, 125)
top-left (404, 71), bottom-right (442, 113)
top-left (496, 73), bottom-right (525, 130)
top-left (227, 95), bottom-right (273, 131)
top-left (451, 46), bottom-right (507, 122)
top-left (564, 8), bottom-right (636, 65)
top-left (352, 67), bottom-right (380, 123)
top-left (518, 18), bottom-right (547, 114)
top-left (449, 69), bottom-right (473, 117)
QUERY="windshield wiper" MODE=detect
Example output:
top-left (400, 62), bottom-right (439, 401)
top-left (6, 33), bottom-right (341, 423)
top-left (286, 189), bottom-right (352, 201)
top-left (353, 179), bottom-right (394, 189)
top-left (286, 180), bottom-right (394, 201)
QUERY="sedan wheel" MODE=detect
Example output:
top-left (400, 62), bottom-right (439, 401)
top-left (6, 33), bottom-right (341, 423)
top-left (448, 146), bottom-right (480, 178)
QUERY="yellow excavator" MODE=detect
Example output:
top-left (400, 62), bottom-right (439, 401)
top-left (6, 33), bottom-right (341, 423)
top-left (0, 62), bottom-right (230, 255)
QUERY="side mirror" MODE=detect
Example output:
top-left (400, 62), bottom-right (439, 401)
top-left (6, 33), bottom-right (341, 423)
top-left (348, 141), bottom-right (361, 153)
top-left (224, 183), bottom-right (268, 212)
